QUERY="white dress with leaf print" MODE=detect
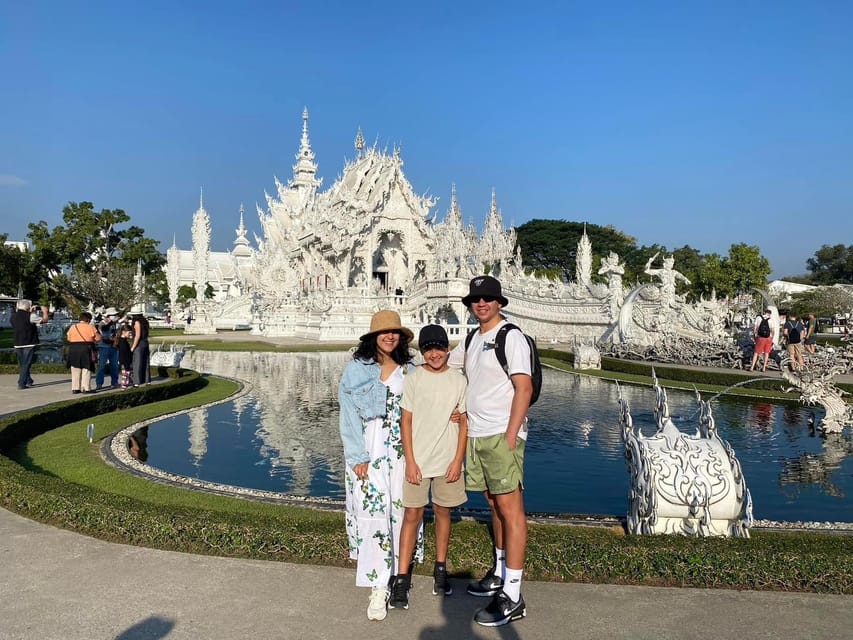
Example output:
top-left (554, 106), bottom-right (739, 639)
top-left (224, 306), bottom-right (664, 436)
top-left (344, 366), bottom-right (423, 587)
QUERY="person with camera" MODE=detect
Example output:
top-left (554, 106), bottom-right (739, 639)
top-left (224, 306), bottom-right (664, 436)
top-left (95, 307), bottom-right (121, 389)
top-left (11, 299), bottom-right (48, 390)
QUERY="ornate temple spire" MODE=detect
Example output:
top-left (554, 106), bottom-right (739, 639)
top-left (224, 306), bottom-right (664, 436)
top-left (192, 193), bottom-right (211, 303)
top-left (292, 107), bottom-right (321, 190)
top-left (576, 223), bottom-right (593, 289)
top-left (447, 183), bottom-right (462, 227)
top-left (233, 204), bottom-right (251, 256)
top-left (354, 127), bottom-right (365, 157)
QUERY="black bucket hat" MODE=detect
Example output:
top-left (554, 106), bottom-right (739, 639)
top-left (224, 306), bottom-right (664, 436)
top-left (462, 275), bottom-right (509, 307)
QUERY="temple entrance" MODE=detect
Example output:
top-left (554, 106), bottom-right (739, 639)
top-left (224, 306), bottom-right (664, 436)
top-left (373, 231), bottom-right (407, 292)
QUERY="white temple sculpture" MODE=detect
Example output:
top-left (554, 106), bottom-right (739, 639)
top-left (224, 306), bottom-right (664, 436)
top-left (166, 109), bottom-right (730, 344)
top-left (781, 363), bottom-right (853, 434)
top-left (619, 372), bottom-right (753, 537)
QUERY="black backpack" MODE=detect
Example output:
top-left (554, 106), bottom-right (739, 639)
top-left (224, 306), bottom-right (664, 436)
top-left (787, 322), bottom-right (801, 343)
top-left (464, 323), bottom-right (542, 405)
top-left (757, 316), bottom-right (771, 338)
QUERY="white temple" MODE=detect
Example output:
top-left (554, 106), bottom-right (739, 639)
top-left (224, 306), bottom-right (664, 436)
top-left (167, 109), bottom-right (729, 344)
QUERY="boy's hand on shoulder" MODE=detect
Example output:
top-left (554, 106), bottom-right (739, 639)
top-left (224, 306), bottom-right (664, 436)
top-left (406, 462), bottom-right (422, 485)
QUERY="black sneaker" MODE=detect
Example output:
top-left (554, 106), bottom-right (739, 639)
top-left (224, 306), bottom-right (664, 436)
top-left (388, 575), bottom-right (410, 610)
top-left (466, 568), bottom-right (503, 597)
top-left (474, 591), bottom-right (526, 627)
top-left (432, 564), bottom-right (452, 596)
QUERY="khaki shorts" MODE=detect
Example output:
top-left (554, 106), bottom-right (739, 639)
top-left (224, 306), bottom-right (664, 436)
top-left (787, 343), bottom-right (804, 359)
top-left (403, 474), bottom-right (467, 508)
top-left (465, 433), bottom-right (525, 495)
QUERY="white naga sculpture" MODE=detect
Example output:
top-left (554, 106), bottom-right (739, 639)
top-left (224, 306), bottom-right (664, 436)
top-left (781, 363), bottom-right (853, 434)
top-left (573, 340), bottom-right (601, 370)
top-left (619, 372), bottom-right (753, 537)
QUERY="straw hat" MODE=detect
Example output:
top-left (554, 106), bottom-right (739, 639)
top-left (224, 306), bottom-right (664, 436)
top-left (359, 310), bottom-right (414, 341)
top-left (104, 307), bottom-right (119, 317)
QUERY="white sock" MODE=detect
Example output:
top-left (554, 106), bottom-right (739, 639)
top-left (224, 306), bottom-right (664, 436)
top-left (504, 567), bottom-right (523, 602)
top-left (494, 547), bottom-right (506, 580)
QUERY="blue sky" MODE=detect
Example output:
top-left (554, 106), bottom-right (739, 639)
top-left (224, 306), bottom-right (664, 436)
top-left (2, 1), bottom-right (851, 279)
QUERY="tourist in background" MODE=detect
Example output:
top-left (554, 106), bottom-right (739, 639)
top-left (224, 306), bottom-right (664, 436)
top-left (338, 310), bottom-right (421, 621)
top-left (784, 311), bottom-right (806, 371)
top-left (804, 313), bottom-right (818, 355)
top-left (95, 307), bottom-right (121, 390)
top-left (66, 311), bottom-right (101, 394)
top-left (748, 309), bottom-right (774, 372)
top-left (131, 313), bottom-right (151, 386)
top-left (448, 275), bottom-right (532, 628)
top-left (11, 299), bottom-right (48, 390)
top-left (116, 321), bottom-right (134, 389)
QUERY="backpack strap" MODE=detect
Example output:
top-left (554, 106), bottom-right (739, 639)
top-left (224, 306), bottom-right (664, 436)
top-left (494, 323), bottom-right (519, 377)
top-left (464, 327), bottom-right (478, 352)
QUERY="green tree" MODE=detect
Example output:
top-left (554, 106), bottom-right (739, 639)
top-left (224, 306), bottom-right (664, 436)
top-left (722, 243), bottom-right (771, 297)
top-left (806, 244), bottom-right (853, 284)
top-left (177, 285), bottom-right (196, 306)
top-left (516, 219), bottom-right (637, 282)
top-left (27, 201), bottom-right (166, 308)
top-left (0, 235), bottom-right (42, 300)
top-left (789, 286), bottom-right (853, 319)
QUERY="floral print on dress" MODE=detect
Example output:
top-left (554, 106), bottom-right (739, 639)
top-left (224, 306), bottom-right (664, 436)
top-left (343, 366), bottom-right (423, 588)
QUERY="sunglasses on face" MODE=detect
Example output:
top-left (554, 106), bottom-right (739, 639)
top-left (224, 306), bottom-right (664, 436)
top-left (471, 296), bottom-right (497, 303)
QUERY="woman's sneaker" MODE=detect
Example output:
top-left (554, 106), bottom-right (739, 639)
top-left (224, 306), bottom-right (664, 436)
top-left (388, 575), bottom-right (410, 609)
top-left (367, 586), bottom-right (389, 621)
top-left (432, 564), bottom-right (452, 596)
top-left (466, 568), bottom-right (503, 597)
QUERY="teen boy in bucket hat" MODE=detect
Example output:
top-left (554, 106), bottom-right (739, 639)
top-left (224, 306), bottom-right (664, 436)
top-left (461, 275), bottom-right (509, 308)
top-left (449, 275), bottom-right (532, 627)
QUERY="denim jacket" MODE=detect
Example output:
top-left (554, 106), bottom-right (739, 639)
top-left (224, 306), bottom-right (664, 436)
top-left (338, 358), bottom-right (411, 467)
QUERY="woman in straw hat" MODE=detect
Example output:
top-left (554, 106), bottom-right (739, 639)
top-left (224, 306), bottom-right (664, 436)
top-left (338, 310), bottom-right (423, 621)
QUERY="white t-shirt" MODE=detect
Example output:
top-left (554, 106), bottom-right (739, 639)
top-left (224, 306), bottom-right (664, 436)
top-left (448, 320), bottom-right (531, 439)
top-left (400, 366), bottom-right (467, 477)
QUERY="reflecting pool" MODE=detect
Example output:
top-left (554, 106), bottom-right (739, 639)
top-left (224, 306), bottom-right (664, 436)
top-left (143, 351), bottom-right (853, 522)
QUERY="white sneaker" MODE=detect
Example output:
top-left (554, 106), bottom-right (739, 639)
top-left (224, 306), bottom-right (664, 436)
top-left (367, 586), bottom-right (389, 621)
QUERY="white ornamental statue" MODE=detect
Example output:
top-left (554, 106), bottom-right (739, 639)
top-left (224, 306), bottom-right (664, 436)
top-left (619, 372), bottom-right (753, 537)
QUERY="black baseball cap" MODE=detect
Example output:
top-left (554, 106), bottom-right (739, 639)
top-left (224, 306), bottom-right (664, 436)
top-left (418, 324), bottom-right (449, 351)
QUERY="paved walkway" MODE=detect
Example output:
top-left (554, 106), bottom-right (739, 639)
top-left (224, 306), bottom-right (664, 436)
top-left (2, 508), bottom-right (851, 640)
top-left (2, 359), bottom-right (853, 639)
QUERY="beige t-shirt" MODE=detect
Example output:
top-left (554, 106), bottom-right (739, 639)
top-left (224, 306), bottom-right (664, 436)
top-left (400, 365), bottom-right (467, 478)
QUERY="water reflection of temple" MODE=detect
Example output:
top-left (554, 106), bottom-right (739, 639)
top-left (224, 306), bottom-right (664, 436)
top-left (182, 351), bottom-right (347, 494)
top-left (150, 350), bottom-right (853, 521)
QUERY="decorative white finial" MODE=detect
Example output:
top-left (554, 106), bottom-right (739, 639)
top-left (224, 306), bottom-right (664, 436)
top-left (355, 127), bottom-right (365, 154)
top-left (199, 187), bottom-right (204, 210)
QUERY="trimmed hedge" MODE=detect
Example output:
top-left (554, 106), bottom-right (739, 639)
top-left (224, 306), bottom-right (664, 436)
top-left (539, 348), bottom-right (853, 397)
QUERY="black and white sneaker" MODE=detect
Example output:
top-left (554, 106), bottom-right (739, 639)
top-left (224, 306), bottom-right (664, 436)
top-left (474, 591), bottom-right (526, 627)
top-left (388, 575), bottom-right (410, 610)
top-left (466, 568), bottom-right (503, 597)
top-left (432, 564), bottom-right (452, 596)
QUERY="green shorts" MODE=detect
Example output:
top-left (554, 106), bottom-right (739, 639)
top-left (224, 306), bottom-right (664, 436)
top-left (465, 433), bottom-right (525, 495)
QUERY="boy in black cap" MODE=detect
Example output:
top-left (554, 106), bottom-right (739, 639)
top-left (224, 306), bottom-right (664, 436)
top-left (389, 324), bottom-right (468, 611)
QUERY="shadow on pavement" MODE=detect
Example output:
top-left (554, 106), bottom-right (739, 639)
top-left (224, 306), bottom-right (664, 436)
top-left (115, 615), bottom-right (175, 640)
